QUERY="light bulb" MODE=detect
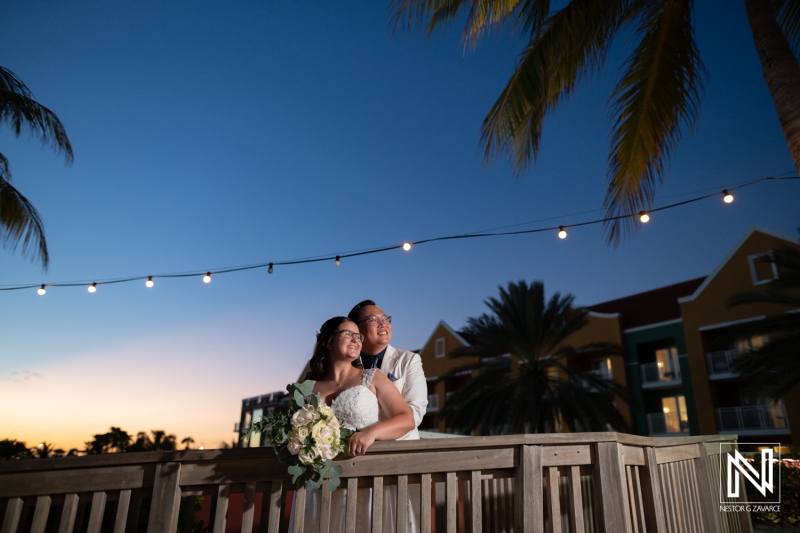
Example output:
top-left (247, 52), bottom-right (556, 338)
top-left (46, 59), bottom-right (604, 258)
top-left (663, 407), bottom-right (670, 414)
top-left (203, 273), bottom-right (211, 284)
top-left (146, 276), bottom-right (154, 288)
top-left (334, 256), bottom-right (341, 267)
top-left (558, 226), bottom-right (567, 239)
top-left (639, 212), bottom-right (650, 223)
top-left (723, 190), bottom-right (734, 203)
top-left (37, 284), bottom-right (46, 295)
top-left (88, 283), bottom-right (97, 293)
top-left (268, 263), bottom-right (273, 274)
top-left (402, 242), bottom-right (412, 251)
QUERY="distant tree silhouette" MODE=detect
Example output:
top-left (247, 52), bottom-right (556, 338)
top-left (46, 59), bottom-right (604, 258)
top-left (85, 426), bottom-right (131, 454)
top-left (0, 439), bottom-right (32, 460)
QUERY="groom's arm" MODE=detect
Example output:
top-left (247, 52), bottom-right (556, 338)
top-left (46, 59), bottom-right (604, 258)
top-left (400, 352), bottom-right (428, 428)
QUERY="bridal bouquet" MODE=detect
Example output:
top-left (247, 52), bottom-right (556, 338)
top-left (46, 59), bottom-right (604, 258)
top-left (244, 380), bottom-right (352, 491)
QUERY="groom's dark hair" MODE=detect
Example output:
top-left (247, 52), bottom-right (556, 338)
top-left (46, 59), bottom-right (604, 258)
top-left (348, 299), bottom-right (376, 322)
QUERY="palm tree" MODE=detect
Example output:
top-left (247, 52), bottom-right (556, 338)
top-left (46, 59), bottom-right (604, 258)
top-left (0, 439), bottom-right (32, 460)
top-left (391, 0), bottom-right (800, 242)
top-left (1, 65), bottom-right (72, 268)
top-left (729, 241), bottom-right (800, 399)
top-left (440, 280), bottom-right (629, 434)
top-left (181, 436), bottom-right (195, 450)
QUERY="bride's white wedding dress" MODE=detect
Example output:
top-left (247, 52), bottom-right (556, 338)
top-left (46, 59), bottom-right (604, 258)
top-left (294, 369), bottom-right (418, 533)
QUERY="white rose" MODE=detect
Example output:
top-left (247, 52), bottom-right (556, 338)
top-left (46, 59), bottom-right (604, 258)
top-left (293, 426), bottom-right (309, 441)
top-left (291, 405), bottom-right (317, 427)
top-left (298, 450), bottom-right (316, 465)
top-left (287, 437), bottom-right (303, 455)
top-left (327, 417), bottom-right (340, 432)
top-left (318, 404), bottom-right (335, 419)
top-left (315, 425), bottom-right (335, 445)
top-left (315, 444), bottom-right (336, 461)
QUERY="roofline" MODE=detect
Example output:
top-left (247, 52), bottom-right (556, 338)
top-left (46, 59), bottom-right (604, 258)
top-left (678, 225), bottom-right (798, 304)
top-left (418, 319), bottom-right (471, 354)
top-left (587, 310), bottom-right (621, 320)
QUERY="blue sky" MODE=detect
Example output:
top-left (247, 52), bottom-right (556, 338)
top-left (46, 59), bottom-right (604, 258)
top-left (1, 1), bottom-right (798, 450)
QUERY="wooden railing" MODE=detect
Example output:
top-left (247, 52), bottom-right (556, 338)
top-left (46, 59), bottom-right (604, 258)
top-left (0, 433), bottom-right (751, 533)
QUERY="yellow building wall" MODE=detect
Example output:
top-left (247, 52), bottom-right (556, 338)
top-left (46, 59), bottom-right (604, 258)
top-left (679, 230), bottom-right (800, 440)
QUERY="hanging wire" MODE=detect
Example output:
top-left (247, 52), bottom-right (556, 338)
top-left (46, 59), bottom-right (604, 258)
top-left (1, 176), bottom-right (796, 293)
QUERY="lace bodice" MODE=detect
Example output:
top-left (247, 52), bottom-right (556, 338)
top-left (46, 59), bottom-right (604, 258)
top-left (331, 369), bottom-right (379, 431)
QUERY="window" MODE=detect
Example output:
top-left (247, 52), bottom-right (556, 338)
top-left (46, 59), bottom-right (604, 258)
top-left (655, 347), bottom-right (680, 380)
top-left (435, 337), bottom-right (446, 358)
top-left (592, 358), bottom-right (612, 379)
top-left (736, 335), bottom-right (766, 354)
top-left (749, 251), bottom-right (778, 285)
top-left (427, 394), bottom-right (439, 413)
top-left (661, 396), bottom-right (688, 433)
top-left (249, 408), bottom-right (263, 447)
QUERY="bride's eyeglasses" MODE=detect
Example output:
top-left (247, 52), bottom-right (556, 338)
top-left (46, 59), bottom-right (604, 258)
top-left (336, 330), bottom-right (364, 343)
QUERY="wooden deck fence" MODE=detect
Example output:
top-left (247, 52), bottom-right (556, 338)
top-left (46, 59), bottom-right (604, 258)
top-left (0, 432), bottom-right (752, 533)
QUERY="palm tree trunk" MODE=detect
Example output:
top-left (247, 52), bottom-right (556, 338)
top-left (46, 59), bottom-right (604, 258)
top-left (744, 0), bottom-right (800, 174)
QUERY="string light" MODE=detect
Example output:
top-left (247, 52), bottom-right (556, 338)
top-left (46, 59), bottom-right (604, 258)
top-left (88, 283), bottom-right (97, 293)
top-left (639, 212), bottom-right (650, 223)
top-left (723, 190), bottom-right (734, 203)
top-left (203, 273), bottom-right (211, 284)
top-left (2, 176), bottom-right (794, 296)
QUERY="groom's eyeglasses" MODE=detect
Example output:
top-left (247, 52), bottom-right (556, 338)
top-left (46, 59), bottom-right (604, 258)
top-left (359, 315), bottom-right (392, 326)
top-left (336, 330), bottom-right (364, 343)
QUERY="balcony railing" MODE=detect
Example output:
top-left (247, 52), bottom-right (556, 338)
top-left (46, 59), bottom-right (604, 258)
top-left (717, 403), bottom-right (790, 433)
top-left (0, 433), bottom-right (751, 533)
top-left (646, 412), bottom-right (690, 436)
top-left (640, 362), bottom-right (681, 387)
top-left (706, 349), bottom-right (745, 378)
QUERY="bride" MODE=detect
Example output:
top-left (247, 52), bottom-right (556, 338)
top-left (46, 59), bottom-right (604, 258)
top-left (296, 316), bottom-right (416, 531)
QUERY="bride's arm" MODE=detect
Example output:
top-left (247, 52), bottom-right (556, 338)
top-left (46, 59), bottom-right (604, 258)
top-left (348, 371), bottom-right (415, 456)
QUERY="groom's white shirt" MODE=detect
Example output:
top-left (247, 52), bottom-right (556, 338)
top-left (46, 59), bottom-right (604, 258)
top-left (379, 344), bottom-right (427, 440)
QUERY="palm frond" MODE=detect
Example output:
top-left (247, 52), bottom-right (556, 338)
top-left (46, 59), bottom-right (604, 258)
top-left (603, 0), bottom-right (706, 244)
top-left (0, 66), bottom-right (73, 163)
top-left (481, 0), bottom-right (630, 173)
top-left (0, 167), bottom-right (49, 267)
top-left (774, 0), bottom-right (800, 55)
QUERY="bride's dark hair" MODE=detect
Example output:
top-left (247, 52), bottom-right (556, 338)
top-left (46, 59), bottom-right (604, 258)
top-left (305, 316), bottom-right (354, 380)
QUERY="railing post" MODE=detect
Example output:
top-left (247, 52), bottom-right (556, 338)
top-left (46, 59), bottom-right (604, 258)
top-left (514, 444), bottom-right (543, 533)
top-left (692, 443), bottom-right (722, 533)
top-left (595, 442), bottom-right (631, 533)
top-left (147, 462), bottom-right (182, 533)
top-left (638, 446), bottom-right (667, 533)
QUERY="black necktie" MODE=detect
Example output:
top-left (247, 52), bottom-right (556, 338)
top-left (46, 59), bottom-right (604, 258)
top-left (361, 354), bottom-right (380, 369)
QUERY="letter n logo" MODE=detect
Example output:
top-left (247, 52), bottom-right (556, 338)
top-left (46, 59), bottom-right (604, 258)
top-left (722, 443), bottom-right (780, 504)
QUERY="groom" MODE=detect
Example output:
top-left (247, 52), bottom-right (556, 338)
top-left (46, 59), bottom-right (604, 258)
top-left (348, 300), bottom-right (427, 440)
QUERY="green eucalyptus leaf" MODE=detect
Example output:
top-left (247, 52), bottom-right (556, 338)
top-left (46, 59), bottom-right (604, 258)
top-left (288, 464), bottom-right (304, 484)
top-left (327, 475), bottom-right (341, 492)
top-left (305, 477), bottom-right (323, 491)
top-left (293, 389), bottom-right (305, 406)
top-left (297, 380), bottom-right (315, 396)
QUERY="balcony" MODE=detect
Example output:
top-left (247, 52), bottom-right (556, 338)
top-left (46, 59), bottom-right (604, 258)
top-left (717, 403), bottom-right (791, 436)
top-left (706, 349), bottom-right (744, 379)
top-left (0, 433), bottom-right (752, 533)
top-left (640, 362), bottom-right (681, 389)
top-left (646, 412), bottom-right (690, 436)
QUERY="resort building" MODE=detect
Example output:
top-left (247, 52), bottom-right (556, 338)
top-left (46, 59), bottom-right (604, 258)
top-left (418, 226), bottom-right (800, 445)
